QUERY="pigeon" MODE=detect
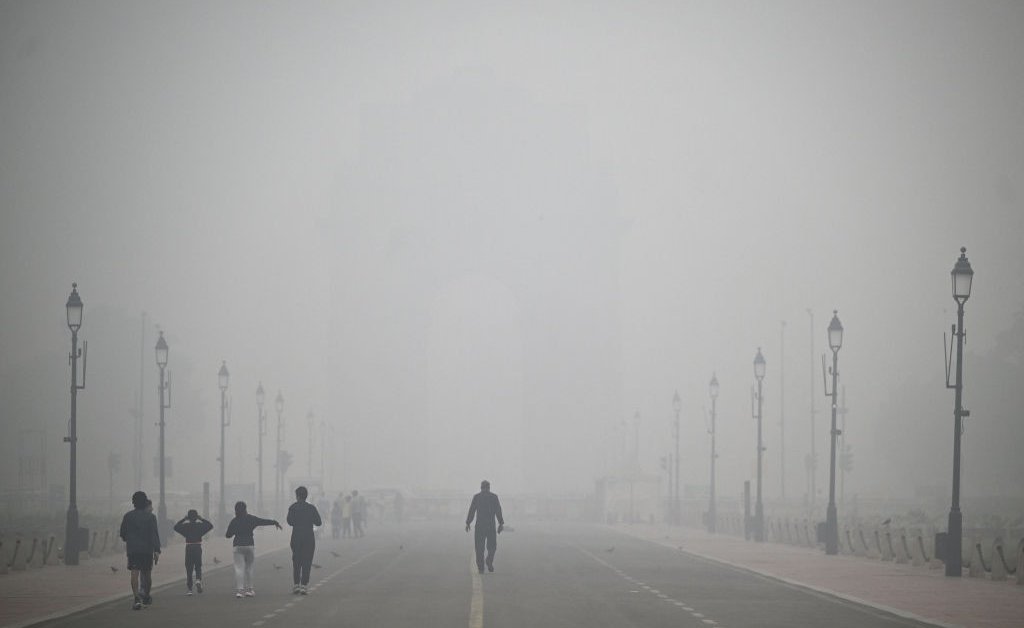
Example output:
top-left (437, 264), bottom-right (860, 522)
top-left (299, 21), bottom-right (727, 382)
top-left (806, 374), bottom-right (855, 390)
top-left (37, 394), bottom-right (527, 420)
top-left (110, 566), bottom-right (119, 573)
top-left (213, 556), bottom-right (221, 564)
top-left (605, 547), bottom-right (615, 553)
top-left (330, 551), bottom-right (340, 558)
top-left (273, 564), bottom-right (283, 570)
top-left (399, 544), bottom-right (403, 550)
top-left (881, 518), bottom-right (892, 526)
top-left (312, 563), bottom-right (322, 569)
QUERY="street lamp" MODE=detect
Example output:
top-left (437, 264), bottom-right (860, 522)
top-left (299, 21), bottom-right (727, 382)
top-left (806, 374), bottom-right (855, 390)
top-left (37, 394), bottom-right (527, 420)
top-left (945, 247), bottom-right (974, 577)
top-left (823, 311), bottom-right (843, 555)
top-left (63, 283), bottom-right (87, 565)
top-left (217, 361), bottom-right (230, 526)
top-left (672, 391), bottom-right (681, 525)
top-left (256, 383), bottom-right (266, 512)
top-left (275, 390), bottom-right (284, 513)
top-left (708, 373), bottom-right (719, 534)
top-left (155, 330), bottom-right (171, 544)
top-left (752, 348), bottom-right (766, 542)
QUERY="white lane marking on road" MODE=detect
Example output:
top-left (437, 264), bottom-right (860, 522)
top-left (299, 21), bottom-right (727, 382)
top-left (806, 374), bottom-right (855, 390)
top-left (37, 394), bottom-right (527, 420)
top-left (285, 602), bottom-right (295, 607)
top-left (702, 620), bottom-right (717, 625)
top-left (692, 612), bottom-right (704, 617)
top-left (252, 622), bottom-right (264, 626)
top-left (469, 553), bottom-right (484, 628)
top-left (263, 613), bottom-right (277, 618)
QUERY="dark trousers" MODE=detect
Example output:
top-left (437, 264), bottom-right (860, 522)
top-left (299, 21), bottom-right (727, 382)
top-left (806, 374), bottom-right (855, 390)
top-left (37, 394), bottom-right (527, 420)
top-left (291, 539), bottom-right (315, 585)
top-left (474, 526), bottom-right (497, 572)
top-left (185, 544), bottom-right (203, 589)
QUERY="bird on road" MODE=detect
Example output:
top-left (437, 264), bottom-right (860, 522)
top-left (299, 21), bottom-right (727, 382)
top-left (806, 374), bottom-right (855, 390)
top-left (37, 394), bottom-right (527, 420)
top-left (399, 544), bottom-right (403, 550)
top-left (330, 551), bottom-right (340, 558)
top-left (605, 547), bottom-right (615, 553)
top-left (273, 564), bottom-right (283, 570)
top-left (213, 556), bottom-right (221, 564)
top-left (110, 566), bottom-right (118, 573)
top-left (881, 518), bottom-right (892, 526)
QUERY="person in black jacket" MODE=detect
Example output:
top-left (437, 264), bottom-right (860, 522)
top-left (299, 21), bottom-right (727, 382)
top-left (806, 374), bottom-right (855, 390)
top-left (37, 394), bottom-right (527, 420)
top-left (225, 501), bottom-right (281, 598)
top-left (465, 480), bottom-right (504, 574)
top-left (287, 486), bottom-right (323, 594)
top-left (173, 509), bottom-right (214, 595)
top-left (119, 490), bottom-right (161, 610)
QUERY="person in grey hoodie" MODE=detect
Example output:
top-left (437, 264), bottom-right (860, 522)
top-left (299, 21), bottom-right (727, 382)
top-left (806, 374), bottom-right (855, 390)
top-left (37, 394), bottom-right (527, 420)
top-left (287, 486), bottom-right (322, 594)
top-left (225, 501), bottom-right (281, 598)
top-left (119, 491), bottom-right (161, 610)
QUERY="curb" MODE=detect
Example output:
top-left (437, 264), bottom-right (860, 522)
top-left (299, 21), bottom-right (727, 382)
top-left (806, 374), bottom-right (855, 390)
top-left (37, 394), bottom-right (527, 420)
top-left (4, 542), bottom-right (291, 628)
top-left (609, 526), bottom-right (963, 628)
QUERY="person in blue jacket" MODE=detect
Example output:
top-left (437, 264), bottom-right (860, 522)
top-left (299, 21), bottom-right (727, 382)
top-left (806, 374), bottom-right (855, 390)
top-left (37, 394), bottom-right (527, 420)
top-left (173, 509), bottom-right (213, 595)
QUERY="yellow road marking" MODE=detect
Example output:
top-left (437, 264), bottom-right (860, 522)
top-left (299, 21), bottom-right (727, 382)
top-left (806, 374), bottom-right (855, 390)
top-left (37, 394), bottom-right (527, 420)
top-left (469, 553), bottom-right (483, 628)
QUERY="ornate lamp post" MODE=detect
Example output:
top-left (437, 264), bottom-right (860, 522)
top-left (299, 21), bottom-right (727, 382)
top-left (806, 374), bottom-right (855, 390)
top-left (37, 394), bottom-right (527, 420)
top-left (275, 391), bottom-right (285, 512)
top-left (307, 410), bottom-right (315, 477)
top-left (823, 311), bottom-right (843, 555)
top-left (256, 383), bottom-right (266, 512)
top-left (945, 247), bottom-right (974, 576)
top-left (708, 373), bottom-right (719, 533)
top-left (217, 361), bottom-right (230, 525)
top-left (752, 348), bottom-right (766, 542)
top-left (155, 331), bottom-right (170, 543)
top-left (63, 283), bottom-right (87, 565)
top-left (672, 391), bottom-right (681, 525)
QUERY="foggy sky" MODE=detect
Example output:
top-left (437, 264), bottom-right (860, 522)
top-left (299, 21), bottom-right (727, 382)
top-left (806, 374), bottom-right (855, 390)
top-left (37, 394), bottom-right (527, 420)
top-left (2, 1), bottom-right (1023, 510)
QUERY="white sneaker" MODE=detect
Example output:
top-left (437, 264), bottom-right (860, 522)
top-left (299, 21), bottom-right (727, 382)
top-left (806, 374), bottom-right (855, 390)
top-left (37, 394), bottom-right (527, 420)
top-left (293, 584), bottom-right (301, 594)
top-left (195, 580), bottom-right (203, 594)
top-left (300, 585), bottom-right (308, 595)
top-left (245, 588), bottom-right (255, 597)
top-left (235, 591), bottom-right (244, 598)
top-left (185, 590), bottom-right (193, 596)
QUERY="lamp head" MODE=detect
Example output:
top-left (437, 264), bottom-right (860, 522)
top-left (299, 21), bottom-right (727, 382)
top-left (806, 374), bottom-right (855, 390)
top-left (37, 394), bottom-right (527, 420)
top-left (709, 373), bottom-right (719, 399)
top-left (828, 310), bottom-right (844, 352)
top-left (753, 347), bottom-right (766, 381)
top-left (65, 283), bottom-right (83, 332)
top-left (672, 390), bottom-right (681, 413)
top-left (951, 246), bottom-right (974, 303)
top-left (154, 331), bottom-right (169, 368)
top-left (256, 382), bottom-right (265, 408)
top-left (218, 361), bottom-right (230, 391)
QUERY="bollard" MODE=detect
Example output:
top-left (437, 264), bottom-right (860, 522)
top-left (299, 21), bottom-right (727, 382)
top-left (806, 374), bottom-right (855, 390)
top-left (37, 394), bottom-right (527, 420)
top-left (882, 531), bottom-right (893, 561)
top-left (969, 542), bottom-right (987, 577)
top-left (88, 530), bottom-right (98, 558)
top-left (1016, 539), bottom-right (1023, 586)
top-left (991, 539), bottom-right (1007, 581)
top-left (27, 538), bottom-right (42, 569)
top-left (895, 531), bottom-right (909, 564)
top-left (44, 536), bottom-right (59, 566)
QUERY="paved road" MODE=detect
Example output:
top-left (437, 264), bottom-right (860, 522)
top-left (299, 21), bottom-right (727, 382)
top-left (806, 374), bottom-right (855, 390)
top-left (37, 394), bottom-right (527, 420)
top-left (31, 522), bottom-right (938, 628)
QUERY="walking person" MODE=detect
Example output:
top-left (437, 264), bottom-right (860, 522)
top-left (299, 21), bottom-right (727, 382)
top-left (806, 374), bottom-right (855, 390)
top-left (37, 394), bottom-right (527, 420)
top-left (173, 509), bottom-right (213, 595)
top-left (287, 486), bottom-right (323, 594)
top-left (351, 490), bottom-right (366, 538)
top-left (330, 499), bottom-right (342, 540)
top-left (119, 491), bottom-right (161, 610)
top-left (341, 494), bottom-right (353, 538)
top-left (225, 501), bottom-right (281, 598)
top-left (465, 480), bottom-right (504, 574)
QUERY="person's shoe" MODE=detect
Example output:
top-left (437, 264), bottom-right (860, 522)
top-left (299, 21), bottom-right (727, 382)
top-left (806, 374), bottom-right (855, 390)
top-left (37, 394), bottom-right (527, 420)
top-left (141, 594), bottom-right (152, 606)
top-left (195, 580), bottom-right (203, 594)
top-left (478, 567), bottom-right (484, 574)
top-left (245, 588), bottom-right (255, 597)
top-left (132, 597), bottom-right (142, 611)
top-left (487, 563), bottom-right (494, 573)
top-left (300, 585), bottom-right (308, 595)
top-left (293, 584), bottom-right (301, 594)
top-left (235, 590), bottom-right (244, 599)
top-left (185, 589), bottom-right (193, 596)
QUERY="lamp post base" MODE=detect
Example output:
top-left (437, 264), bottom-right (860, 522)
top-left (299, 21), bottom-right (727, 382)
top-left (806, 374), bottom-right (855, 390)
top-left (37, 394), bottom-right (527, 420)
top-left (825, 503), bottom-right (838, 555)
top-left (64, 506), bottom-right (80, 565)
top-left (945, 509), bottom-right (962, 576)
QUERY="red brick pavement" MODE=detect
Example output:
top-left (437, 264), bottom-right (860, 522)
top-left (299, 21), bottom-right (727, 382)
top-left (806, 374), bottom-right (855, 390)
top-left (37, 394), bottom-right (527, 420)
top-left (616, 524), bottom-right (1024, 628)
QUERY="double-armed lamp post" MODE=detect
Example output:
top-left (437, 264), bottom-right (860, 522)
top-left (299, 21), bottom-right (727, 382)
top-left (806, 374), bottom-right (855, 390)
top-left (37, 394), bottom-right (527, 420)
top-left (945, 247), bottom-right (974, 577)
top-left (752, 348), bottom-right (766, 542)
top-left (63, 284), bottom-right (87, 565)
top-left (217, 361), bottom-right (230, 525)
top-left (708, 373), bottom-right (719, 534)
top-left (823, 311), bottom-right (844, 555)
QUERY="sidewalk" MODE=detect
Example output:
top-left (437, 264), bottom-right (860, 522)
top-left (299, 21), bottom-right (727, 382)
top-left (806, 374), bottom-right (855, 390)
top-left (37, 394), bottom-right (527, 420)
top-left (615, 524), bottom-right (1023, 628)
top-left (0, 533), bottom-right (290, 628)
